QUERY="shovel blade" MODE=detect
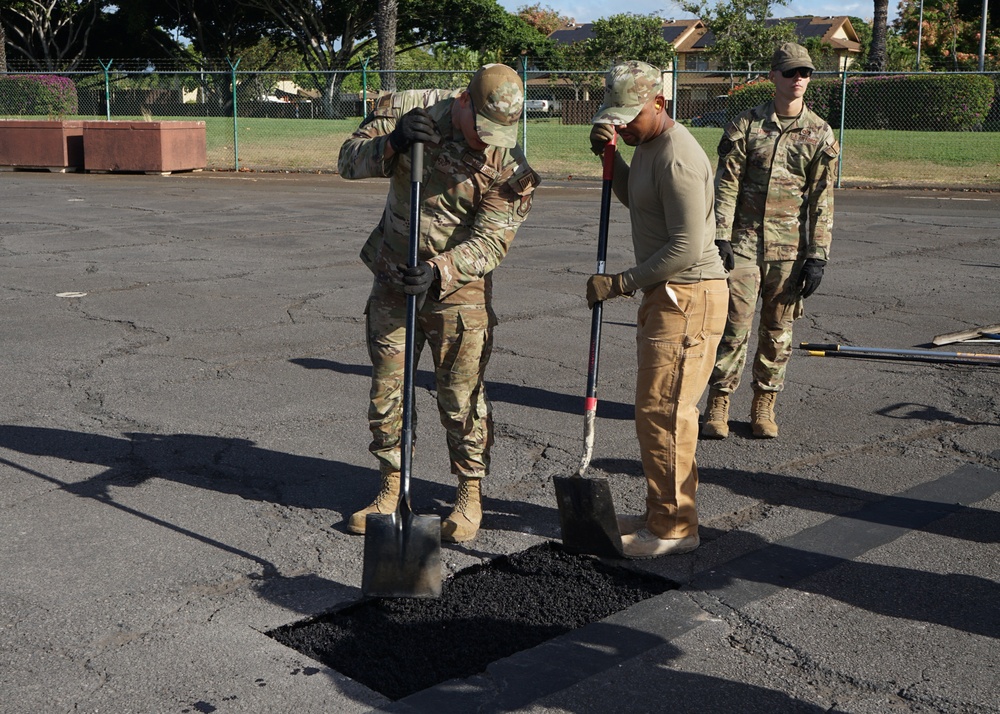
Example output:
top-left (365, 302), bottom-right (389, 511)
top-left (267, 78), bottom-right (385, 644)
top-left (362, 510), bottom-right (442, 598)
top-left (553, 475), bottom-right (623, 558)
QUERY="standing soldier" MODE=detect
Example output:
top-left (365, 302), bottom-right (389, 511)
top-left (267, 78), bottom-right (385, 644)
top-left (586, 61), bottom-right (729, 558)
top-left (702, 43), bottom-right (839, 440)
top-left (338, 64), bottom-right (540, 542)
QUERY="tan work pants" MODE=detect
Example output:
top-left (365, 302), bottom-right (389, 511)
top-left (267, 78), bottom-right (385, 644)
top-left (635, 279), bottom-right (729, 538)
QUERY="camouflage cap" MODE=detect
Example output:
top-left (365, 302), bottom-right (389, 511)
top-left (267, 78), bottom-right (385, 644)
top-left (468, 63), bottom-right (523, 148)
top-left (771, 42), bottom-right (815, 72)
top-left (592, 61), bottom-right (663, 126)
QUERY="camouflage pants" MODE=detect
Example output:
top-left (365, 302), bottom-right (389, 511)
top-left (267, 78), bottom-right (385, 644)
top-left (365, 287), bottom-right (494, 479)
top-left (709, 257), bottom-right (804, 394)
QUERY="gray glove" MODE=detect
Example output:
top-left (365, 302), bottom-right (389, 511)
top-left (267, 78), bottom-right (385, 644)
top-left (589, 124), bottom-right (616, 156)
top-left (388, 107), bottom-right (435, 154)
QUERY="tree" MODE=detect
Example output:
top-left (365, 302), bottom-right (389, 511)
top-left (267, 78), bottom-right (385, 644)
top-left (376, 0), bottom-right (398, 91)
top-left (112, 0), bottom-right (286, 67)
top-left (240, 0), bottom-right (547, 116)
top-left (1, 22), bottom-right (7, 71)
top-left (1, 0), bottom-right (105, 70)
top-left (866, 0), bottom-right (890, 70)
top-left (586, 13), bottom-right (675, 69)
top-left (894, 0), bottom-right (1000, 70)
top-left (517, 3), bottom-right (571, 36)
top-left (681, 0), bottom-right (795, 75)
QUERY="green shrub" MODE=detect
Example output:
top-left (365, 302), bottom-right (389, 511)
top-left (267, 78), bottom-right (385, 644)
top-left (726, 73), bottom-right (995, 131)
top-left (0, 74), bottom-right (79, 117)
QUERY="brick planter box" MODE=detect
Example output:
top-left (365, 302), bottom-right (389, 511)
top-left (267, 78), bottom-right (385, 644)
top-left (82, 120), bottom-right (207, 175)
top-left (0, 120), bottom-right (85, 172)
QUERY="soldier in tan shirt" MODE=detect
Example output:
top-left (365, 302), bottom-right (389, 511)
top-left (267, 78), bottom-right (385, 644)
top-left (587, 61), bottom-right (729, 559)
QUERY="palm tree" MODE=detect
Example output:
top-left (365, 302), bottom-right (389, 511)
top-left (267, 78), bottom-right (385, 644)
top-left (376, 0), bottom-right (398, 91)
top-left (865, 0), bottom-right (889, 71)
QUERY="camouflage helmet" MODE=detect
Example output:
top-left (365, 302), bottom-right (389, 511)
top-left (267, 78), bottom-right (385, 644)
top-left (771, 42), bottom-right (815, 72)
top-left (468, 63), bottom-right (523, 148)
top-left (592, 61), bottom-right (663, 126)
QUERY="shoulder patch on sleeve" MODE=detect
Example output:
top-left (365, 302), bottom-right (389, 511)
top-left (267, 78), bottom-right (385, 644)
top-left (508, 168), bottom-right (541, 195)
top-left (373, 92), bottom-right (395, 117)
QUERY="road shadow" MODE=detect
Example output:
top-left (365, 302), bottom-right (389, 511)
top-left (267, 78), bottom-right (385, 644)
top-left (290, 356), bottom-right (634, 419)
top-left (876, 401), bottom-right (997, 426)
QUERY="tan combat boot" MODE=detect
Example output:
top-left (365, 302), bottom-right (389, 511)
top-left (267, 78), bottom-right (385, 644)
top-left (751, 389), bottom-right (779, 438)
top-left (345, 470), bottom-right (401, 535)
top-left (441, 476), bottom-right (482, 543)
top-left (700, 390), bottom-right (730, 439)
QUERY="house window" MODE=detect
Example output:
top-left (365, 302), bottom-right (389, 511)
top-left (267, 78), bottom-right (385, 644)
top-left (685, 54), bottom-right (709, 71)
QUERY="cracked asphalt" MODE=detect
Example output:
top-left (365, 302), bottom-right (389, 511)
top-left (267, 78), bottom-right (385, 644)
top-left (1, 171), bottom-right (998, 713)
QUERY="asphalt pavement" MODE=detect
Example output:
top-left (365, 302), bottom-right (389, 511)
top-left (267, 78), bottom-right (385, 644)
top-left (2, 170), bottom-right (998, 713)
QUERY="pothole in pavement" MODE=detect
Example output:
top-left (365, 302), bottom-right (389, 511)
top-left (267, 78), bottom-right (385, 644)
top-left (267, 541), bottom-right (677, 700)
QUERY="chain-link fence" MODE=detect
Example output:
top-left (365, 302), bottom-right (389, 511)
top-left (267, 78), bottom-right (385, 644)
top-left (1, 63), bottom-right (998, 187)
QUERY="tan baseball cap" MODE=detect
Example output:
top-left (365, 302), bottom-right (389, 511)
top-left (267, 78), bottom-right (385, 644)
top-left (771, 42), bottom-right (815, 72)
top-left (592, 61), bottom-right (663, 125)
top-left (467, 63), bottom-right (523, 148)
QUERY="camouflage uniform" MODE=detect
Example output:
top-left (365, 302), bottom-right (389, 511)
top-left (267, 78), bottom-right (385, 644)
top-left (709, 100), bottom-right (839, 394)
top-left (338, 88), bottom-right (539, 479)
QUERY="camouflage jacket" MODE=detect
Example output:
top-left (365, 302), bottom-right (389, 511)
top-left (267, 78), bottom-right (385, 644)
top-left (338, 89), bottom-right (540, 305)
top-left (715, 100), bottom-right (839, 262)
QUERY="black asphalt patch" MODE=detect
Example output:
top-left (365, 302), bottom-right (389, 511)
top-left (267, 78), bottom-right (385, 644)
top-left (267, 542), bottom-right (675, 700)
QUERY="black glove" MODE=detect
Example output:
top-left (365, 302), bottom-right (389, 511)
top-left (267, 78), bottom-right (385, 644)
top-left (589, 123), bottom-right (616, 156)
top-left (797, 258), bottom-right (826, 299)
top-left (715, 240), bottom-right (735, 271)
top-left (388, 107), bottom-right (435, 154)
top-left (397, 261), bottom-right (436, 295)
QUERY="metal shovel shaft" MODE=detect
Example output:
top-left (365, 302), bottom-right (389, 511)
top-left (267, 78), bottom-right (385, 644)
top-left (362, 142), bottom-right (442, 598)
top-left (575, 132), bottom-right (616, 478)
top-left (556, 135), bottom-right (622, 559)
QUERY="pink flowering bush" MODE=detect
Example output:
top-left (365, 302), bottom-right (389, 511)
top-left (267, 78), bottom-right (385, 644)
top-left (0, 74), bottom-right (79, 117)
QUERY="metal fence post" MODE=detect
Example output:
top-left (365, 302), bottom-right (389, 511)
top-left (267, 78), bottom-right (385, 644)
top-left (521, 55), bottom-right (528, 153)
top-left (99, 59), bottom-right (113, 120)
top-left (671, 55), bottom-right (678, 121)
top-left (227, 57), bottom-right (241, 171)
top-left (837, 64), bottom-right (848, 189)
top-left (362, 58), bottom-right (370, 117)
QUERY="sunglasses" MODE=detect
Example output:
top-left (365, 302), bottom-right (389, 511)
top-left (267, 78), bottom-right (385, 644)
top-left (781, 67), bottom-right (813, 79)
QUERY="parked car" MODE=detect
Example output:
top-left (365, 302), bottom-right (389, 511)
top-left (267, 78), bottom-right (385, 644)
top-left (690, 110), bottom-right (727, 127)
top-left (525, 98), bottom-right (562, 117)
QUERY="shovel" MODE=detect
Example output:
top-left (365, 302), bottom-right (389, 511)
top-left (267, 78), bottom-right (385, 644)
top-left (553, 133), bottom-right (623, 558)
top-left (362, 142), bottom-right (442, 598)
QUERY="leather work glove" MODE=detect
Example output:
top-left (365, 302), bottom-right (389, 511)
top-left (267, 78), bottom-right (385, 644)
top-left (797, 258), bottom-right (827, 299)
top-left (589, 123), bottom-right (616, 156)
top-left (586, 273), bottom-right (629, 309)
top-left (388, 107), bottom-right (436, 154)
top-left (715, 240), bottom-right (735, 271)
top-left (396, 261), bottom-right (436, 295)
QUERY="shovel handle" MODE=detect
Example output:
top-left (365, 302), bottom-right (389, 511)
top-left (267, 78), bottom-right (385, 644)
top-left (400, 142), bottom-right (424, 512)
top-left (584, 133), bottom-right (618, 407)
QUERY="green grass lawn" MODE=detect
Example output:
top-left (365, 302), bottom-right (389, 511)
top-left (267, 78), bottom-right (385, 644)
top-left (11, 114), bottom-right (999, 186)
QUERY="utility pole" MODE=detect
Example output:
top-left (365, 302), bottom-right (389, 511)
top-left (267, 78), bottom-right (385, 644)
top-left (978, 0), bottom-right (988, 72)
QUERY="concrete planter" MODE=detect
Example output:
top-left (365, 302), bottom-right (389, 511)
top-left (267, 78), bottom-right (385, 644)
top-left (82, 120), bottom-right (207, 175)
top-left (0, 120), bottom-right (85, 172)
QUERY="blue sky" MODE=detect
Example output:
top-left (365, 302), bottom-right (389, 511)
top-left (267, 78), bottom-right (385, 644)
top-left (495, 0), bottom-right (898, 25)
